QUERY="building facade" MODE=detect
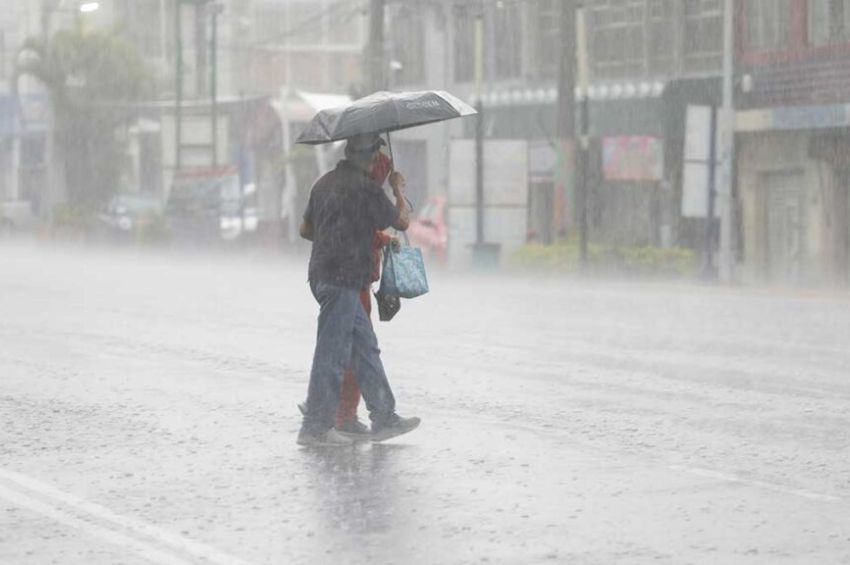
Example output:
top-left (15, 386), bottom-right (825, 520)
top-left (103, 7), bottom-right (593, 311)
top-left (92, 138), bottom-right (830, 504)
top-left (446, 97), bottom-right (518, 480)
top-left (2, 0), bottom-right (368, 237)
top-left (0, 0), bottom-right (42, 207)
top-left (388, 0), bottom-right (727, 256)
top-left (238, 0), bottom-right (366, 96)
top-left (736, 0), bottom-right (850, 285)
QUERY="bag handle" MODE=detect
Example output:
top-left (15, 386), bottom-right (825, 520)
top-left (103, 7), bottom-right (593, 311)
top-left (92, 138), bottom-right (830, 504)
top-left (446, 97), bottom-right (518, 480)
top-left (390, 228), bottom-right (411, 247)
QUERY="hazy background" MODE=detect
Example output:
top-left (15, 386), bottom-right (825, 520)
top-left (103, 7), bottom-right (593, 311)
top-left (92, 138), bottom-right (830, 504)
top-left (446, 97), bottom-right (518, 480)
top-left (2, 1), bottom-right (850, 564)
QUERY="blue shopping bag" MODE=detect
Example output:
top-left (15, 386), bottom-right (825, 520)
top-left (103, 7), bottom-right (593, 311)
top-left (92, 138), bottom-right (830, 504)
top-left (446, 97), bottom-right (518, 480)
top-left (379, 233), bottom-right (429, 299)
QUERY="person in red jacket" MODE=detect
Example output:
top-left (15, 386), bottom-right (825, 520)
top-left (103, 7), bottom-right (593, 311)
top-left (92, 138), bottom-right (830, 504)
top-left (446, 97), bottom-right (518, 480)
top-left (298, 148), bottom-right (401, 438)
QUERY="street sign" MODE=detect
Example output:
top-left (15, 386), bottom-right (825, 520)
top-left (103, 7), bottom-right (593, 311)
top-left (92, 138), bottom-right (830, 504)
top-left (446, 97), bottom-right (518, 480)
top-left (682, 105), bottom-right (720, 218)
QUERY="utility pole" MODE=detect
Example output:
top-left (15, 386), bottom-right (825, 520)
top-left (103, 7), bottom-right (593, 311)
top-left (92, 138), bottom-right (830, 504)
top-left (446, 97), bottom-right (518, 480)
top-left (719, 0), bottom-right (736, 281)
top-left (366, 0), bottom-right (386, 93)
top-left (474, 7), bottom-right (484, 246)
top-left (40, 0), bottom-right (57, 221)
top-left (195, 3), bottom-right (208, 98)
top-left (175, 0), bottom-right (184, 171)
top-left (160, 0), bottom-right (168, 75)
top-left (701, 105), bottom-right (719, 279)
top-left (555, 1), bottom-right (576, 247)
top-left (470, 2), bottom-right (499, 268)
top-left (209, 3), bottom-right (224, 168)
top-left (575, 4), bottom-right (590, 266)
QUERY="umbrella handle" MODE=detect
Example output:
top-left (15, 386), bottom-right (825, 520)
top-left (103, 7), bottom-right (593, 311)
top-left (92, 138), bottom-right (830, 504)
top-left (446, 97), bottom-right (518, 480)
top-left (384, 130), bottom-right (414, 212)
top-left (385, 130), bottom-right (394, 171)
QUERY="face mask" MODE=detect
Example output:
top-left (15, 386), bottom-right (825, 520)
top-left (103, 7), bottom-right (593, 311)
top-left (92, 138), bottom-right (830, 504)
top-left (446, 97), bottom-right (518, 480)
top-left (370, 151), bottom-right (393, 185)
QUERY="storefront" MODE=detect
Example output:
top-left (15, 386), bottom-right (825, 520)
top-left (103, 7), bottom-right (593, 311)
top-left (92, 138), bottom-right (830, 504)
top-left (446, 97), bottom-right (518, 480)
top-left (736, 104), bottom-right (850, 285)
top-left (467, 85), bottom-right (671, 247)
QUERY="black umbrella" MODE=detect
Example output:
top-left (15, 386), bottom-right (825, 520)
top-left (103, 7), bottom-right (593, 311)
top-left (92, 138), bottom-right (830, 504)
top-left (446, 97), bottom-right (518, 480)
top-left (295, 90), bottom-right (477, 146)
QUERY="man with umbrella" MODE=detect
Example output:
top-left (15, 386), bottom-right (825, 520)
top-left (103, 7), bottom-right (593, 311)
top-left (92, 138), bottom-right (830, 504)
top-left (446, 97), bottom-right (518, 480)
top-left (295, 90), bottom-right (475, 446)
top-left (297, 133), bottom-right (420, 446)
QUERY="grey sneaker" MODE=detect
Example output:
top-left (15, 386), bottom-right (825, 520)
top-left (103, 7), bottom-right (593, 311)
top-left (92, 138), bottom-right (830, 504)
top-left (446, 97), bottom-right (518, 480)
top-left (296, 427), bottom-right (355, 447)
top-left (336, 418), bottom-right (372, 441)
top-left (370, 414), bottom-right (421, 442)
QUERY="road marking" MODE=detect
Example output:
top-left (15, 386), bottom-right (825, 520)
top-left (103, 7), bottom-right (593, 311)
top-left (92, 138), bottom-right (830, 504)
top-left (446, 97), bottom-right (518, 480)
top-left (0, 468), bottom-right (252, 565)
top-left (0, 484), bottom-right (192, 565)
top-left (668, 465), bottom-right (840, 502)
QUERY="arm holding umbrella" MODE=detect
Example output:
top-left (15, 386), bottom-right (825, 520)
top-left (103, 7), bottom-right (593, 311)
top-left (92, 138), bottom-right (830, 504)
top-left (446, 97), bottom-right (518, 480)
top-left (388, 171), bottom-right (410, 231)
top-left (372, 147), bottom-right (410, 232)
top-left (296, 90), bottom-right (475, 242)
top-left (300, 141), bottom-right (408, 241)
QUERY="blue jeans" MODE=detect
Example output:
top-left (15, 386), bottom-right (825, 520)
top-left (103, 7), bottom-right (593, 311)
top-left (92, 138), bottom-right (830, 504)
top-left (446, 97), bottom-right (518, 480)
top-left (302, 280), bottom-right (396, 433)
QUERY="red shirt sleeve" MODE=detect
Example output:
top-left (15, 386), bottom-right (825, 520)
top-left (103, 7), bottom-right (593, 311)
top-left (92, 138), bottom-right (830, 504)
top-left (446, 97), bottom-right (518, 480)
top-left (370, 231), bottom-right (392, 282)
top-left (374, 231), bottom-right (393, 249)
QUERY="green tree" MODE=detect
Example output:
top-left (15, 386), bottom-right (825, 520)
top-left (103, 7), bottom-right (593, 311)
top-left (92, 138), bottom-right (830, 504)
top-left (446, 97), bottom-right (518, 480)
top-left (14, 28), bottom-right (153, 210)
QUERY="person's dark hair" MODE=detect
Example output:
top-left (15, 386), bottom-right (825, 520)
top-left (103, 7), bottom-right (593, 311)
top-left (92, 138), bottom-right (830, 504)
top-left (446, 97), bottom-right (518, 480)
top-left (344, 134), bottom-right (384, 171)
top-left (344, 144), bottom-right (377, 170)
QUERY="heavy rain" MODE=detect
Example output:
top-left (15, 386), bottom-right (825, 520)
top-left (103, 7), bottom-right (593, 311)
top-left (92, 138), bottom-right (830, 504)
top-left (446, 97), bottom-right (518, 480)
top-left (1, 1), bottom-right (849, 564)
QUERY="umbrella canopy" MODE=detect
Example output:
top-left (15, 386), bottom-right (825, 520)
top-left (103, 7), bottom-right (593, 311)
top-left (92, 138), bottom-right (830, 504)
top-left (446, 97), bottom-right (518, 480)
top-left (295, 90), bottom-right (477, 145)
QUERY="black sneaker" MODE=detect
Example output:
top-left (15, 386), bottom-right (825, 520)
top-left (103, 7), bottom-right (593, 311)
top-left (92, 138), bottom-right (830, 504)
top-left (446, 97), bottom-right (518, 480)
top-left (370, 414), bottom-right (420, 442)
top-left (296, 427), bottom-right (354, 447)
top-left (336, 418), bottom-right (372, 441)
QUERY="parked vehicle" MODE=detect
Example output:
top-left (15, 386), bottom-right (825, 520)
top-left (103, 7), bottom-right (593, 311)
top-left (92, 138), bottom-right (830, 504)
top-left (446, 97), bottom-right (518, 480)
top-left (0, 201), bottom-right (37, 236)
top-left (407, 195), bottom-right (447, 264)
top-left (95, 193), bottom-right (164, 239)
top-left (166, 168), bottom-right (257, 242)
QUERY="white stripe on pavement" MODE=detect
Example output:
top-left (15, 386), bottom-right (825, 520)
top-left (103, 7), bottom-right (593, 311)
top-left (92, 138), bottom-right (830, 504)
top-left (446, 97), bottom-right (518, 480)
top-left (0, 484), bottom-right (193, 565)
top-left (0, 468), bottom-right (253, 565)
top-left (668, 465), bottom-right (840, 502)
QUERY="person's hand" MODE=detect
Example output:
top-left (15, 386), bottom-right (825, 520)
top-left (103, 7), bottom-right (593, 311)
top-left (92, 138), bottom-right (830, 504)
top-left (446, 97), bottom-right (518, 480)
top-left (389, 172), bottom-right (406, 194)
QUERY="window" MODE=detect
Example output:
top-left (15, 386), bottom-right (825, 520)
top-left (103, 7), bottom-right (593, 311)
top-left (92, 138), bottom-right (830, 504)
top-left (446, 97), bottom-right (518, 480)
top-left (255, 1), bottom-right (363, 48)
top-left (745, 0), bottom-right (793, 51)
top-left (809, 0), bottom-right (850, 45)
top-left (390, 5), bottom-right (426, 85)
top-left (453, 3), bottom-right (522, 83)
top-left (533, 0), bottom-right (561, 80)
top-left (588, 0), bottom-right (646, 79)
top-left (493, 2), bottom-right (523, 79)
top-left (453, 5), bottom-right (476, 83)
top-left (683, 0), bottom-right (722, 58)
top-left (327, 0), bottom-right (363, 46)
top-left (286, 2), bottom-right (327, 46)
top-left (648, 0), bottom-right (675, 74)
top-left (254, 4), bottom-right (288, 45)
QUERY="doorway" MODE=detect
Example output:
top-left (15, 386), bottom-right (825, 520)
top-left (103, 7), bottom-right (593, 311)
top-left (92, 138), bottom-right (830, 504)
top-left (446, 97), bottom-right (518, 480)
top-left (761, 170), bottom-right (806, 284)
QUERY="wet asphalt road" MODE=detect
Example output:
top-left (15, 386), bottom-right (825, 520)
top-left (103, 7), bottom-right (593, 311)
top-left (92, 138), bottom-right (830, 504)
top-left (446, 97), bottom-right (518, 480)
top-left (1, 242), bottom-right (849, 564)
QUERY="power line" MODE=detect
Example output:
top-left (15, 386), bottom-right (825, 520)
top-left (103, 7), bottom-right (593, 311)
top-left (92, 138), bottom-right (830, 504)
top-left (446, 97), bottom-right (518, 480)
top-left (236, 0), bottom-right (542, 51)
top-left (249, 0), bottom-right (368, 49)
